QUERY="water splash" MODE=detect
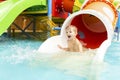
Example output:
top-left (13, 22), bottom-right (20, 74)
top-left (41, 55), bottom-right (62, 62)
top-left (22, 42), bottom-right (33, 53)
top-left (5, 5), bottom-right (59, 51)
top-left (0, 37), bottom-right (106, 80)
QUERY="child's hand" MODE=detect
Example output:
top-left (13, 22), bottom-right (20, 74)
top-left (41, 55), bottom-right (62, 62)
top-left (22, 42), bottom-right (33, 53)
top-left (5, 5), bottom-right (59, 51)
top-left (80, 40), bottom-right (87, 46)
top-left (57, 45), bottom-right (62, 49)
top-left (57, 45), bottom-right (68, 51)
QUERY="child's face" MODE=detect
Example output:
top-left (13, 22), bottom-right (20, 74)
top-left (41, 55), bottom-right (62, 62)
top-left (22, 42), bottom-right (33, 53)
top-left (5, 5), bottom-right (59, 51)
top-left (66, 26), bottom-right (77, 40)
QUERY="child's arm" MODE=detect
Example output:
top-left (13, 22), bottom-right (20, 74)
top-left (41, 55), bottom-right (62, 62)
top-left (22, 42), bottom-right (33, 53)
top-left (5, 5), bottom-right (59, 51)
top-left (80, 40), bottom-right (87, 46)
top-left (77, 40), bottom-right (83, 52)
top-left (57, 45), bottom-right (68, 51)
top-left (79, 44), bottom-right (83, 53)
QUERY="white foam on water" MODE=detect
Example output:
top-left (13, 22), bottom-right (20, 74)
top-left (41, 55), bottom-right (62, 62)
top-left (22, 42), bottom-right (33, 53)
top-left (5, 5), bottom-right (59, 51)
top-left (0, 43), bottom-right (108, 80)
top-left (0, 37), bottom-right (109, 80)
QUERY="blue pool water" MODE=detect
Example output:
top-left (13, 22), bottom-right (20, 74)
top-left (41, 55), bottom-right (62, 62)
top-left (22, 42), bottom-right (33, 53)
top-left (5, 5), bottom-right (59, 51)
top-left (0, 36), bottom-right (120, 80)
top-left (100, 41), bottom-right (120, 80)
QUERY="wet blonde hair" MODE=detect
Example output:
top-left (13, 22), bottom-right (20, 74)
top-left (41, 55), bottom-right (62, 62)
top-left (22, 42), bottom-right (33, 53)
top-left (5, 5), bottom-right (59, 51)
top-left (66, 25), bottom-right (78, 34)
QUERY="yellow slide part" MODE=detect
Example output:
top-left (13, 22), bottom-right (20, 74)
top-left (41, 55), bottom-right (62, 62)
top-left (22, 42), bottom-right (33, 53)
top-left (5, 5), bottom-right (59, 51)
top-left (40, 17), bottom-right (59, 36)
top-left (73, 0), bottom-right (82, 12)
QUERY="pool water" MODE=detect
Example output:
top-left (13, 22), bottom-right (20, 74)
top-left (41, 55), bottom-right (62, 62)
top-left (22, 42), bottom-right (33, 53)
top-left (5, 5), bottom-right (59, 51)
top-left (0, 36), bottom-right (120, 80)
top-left (100, 41), bottom-right (120, 80)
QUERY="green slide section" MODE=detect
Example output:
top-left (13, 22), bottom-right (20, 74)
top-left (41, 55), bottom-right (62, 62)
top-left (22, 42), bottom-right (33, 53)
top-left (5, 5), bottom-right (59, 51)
top-left (0, 0), bottom-right (47, 35)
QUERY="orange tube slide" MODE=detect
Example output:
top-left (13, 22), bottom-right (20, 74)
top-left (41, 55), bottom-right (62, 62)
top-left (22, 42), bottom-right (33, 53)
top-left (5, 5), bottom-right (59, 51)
top-left (60, 0), bottom-right (118, 49)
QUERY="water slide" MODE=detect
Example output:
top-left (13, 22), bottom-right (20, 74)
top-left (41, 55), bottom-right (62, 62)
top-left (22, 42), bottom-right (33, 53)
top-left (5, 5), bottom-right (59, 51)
top-left (0, 0), bottom-right (46, 35)
top-left (0, 0), bottom-right (118, 62)
top-left (38, 0), bottom-right (118, 62)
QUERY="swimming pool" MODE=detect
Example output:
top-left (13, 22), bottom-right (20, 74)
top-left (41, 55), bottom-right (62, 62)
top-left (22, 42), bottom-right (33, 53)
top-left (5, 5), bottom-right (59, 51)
top-left (0, 35), bottom-right (120, 80)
